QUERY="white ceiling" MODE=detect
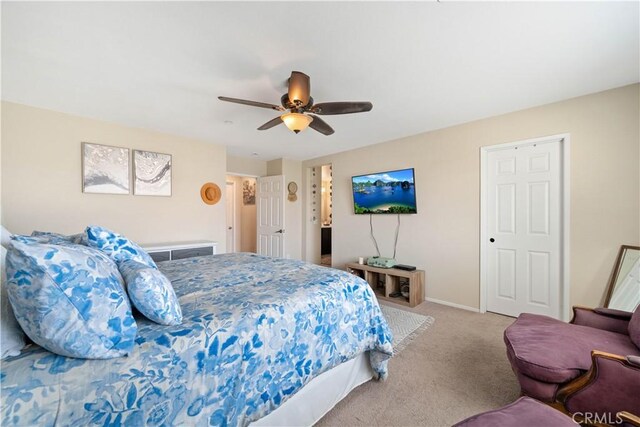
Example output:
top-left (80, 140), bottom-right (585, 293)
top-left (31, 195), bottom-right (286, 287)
top-left (2, 2), bottom-right (638, 161)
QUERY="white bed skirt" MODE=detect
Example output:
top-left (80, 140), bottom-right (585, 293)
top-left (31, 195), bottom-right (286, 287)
top-left (250, 352), bottom-right (374, 427)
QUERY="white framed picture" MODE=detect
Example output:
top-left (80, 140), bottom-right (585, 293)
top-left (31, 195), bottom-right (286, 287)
top-left (82, 142), bottom-right (130, 195)
top-left (243, 179), bottom-right (256, 205)
top-left (133, 150), bottom-right (172, 196)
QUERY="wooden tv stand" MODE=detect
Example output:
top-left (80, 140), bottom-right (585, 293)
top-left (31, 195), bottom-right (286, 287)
top-left (345, 262), bottom-right (425, 307)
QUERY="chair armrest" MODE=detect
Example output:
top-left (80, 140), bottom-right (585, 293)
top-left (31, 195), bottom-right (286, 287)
top-left (557, 351), bottom-right (640, 421)
top-left (618, 411), bottom-right (640, 427)
top-left (593, 307), bottom-right (633, 320)
top-left (628, 355), bottom-right (640, 368)
top-left (570, 306), bottom-right (630, 335)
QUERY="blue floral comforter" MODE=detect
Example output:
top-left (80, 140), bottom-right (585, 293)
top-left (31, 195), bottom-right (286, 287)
top-left (1, 253), bottom-right (393, 426)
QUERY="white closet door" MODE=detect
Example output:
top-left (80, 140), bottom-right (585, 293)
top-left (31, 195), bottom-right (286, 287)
top-left (486, 139), bottom-right (562, 318)
top-left (225, 182), bottom-right (235, 253)
top-left (256, 175), bottom-right (285, 258)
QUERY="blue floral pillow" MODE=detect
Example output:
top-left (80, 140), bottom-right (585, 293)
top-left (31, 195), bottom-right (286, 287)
top-left (5, 240), bottom-right (137, 359)
top-left (31, 231), bottom-right (85, 245)
top-left (85, 225), bottom-right (157, 269)
top-left (13, 234), bottom-right (73, 246)
top-left (119, 259), bottom-right (182, 326)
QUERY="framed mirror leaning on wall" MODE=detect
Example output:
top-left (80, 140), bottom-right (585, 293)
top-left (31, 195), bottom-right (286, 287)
top-left (604, 245), bottom-right (640, 312)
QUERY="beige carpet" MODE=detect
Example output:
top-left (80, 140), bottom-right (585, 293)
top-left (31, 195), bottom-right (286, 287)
top-left (316, 301), bottom-right (521, 427)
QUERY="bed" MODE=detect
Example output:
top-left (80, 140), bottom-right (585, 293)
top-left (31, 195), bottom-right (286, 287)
top-left (1, 253), bottom-right (393, 426)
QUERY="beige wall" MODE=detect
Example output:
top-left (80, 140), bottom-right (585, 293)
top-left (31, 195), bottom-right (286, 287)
top-left (2, 102), bottom-right (228, 250)
top-left (227, 154), bottom-right (267, 177)
top-left (303, 84), bottom-right (640, 310)
top-left (0, 103), bottom-right (3, 233)
top-left (267, 158), bottom-right (303, 260)
top-left (266, 158), bottom-right (281, 177)
top-left (240, 203), bottom-right (257, 252)
top-left (282, 159), bottom-right (302, 260)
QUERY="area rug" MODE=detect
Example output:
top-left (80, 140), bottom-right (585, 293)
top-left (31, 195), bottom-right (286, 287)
top-left (380, 304), bottom-right (434, 353)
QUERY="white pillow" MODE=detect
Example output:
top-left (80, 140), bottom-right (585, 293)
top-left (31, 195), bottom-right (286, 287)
top-left (1, 235), bottom-right (27, 359)
top-left (1, 225), bottom-right (12, 248)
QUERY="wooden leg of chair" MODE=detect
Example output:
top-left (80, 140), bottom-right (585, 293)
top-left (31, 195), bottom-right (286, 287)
top-left (618, 412), bottom-right (640, 427)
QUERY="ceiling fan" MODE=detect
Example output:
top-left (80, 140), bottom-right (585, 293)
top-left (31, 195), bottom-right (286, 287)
top-left (218, 71), bottom-right (373, 135)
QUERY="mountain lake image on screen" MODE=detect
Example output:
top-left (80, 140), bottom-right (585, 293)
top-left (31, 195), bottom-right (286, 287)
top-left (352, 168), bottom-right (417, 214)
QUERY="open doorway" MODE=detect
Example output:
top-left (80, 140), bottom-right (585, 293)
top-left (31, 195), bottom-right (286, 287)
top-left (225, 174), bottom-right (258, 253)
top-left (320, 164), bottom-right (332, 266)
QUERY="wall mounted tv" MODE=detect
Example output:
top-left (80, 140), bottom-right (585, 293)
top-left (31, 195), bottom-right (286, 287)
top-left (352, 168), bottom-right (417, 214)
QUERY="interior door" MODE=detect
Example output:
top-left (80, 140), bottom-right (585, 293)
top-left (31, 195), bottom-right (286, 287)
top-left (485, 139), bottom-right (562, 318)
top-left (257, 175), bottom-right (285, 257)
top-left (225, 181), bottom-right (235, 253)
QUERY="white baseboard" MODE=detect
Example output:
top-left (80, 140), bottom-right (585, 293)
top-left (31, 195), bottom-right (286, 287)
top-left (425, 297), bottom-right (480, 313)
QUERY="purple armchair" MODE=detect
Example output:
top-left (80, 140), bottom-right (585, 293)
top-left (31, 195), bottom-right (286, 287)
top-left (453, 397), bottom-right (640, 427)
top-left (504, 305), bottom-right (640, 419)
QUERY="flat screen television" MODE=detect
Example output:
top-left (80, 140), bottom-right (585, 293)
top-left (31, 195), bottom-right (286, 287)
top-left (352, 168), bottom-right (417, 214)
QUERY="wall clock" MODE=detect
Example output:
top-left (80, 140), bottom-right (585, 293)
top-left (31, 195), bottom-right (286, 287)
top-left (288, 181), bottom-right (298, 202)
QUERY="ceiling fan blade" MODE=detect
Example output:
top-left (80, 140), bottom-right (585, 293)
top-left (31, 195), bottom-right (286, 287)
top-left (288, 71), bottom-right (311, 106)
top-left (309, 101), bottom-right (373, 115)
top-left (218, 96), bottom-right (284, 111)
top-left (308, 114), bottom-right (335, 136)
top-left (257, 116), bottom-right (283, 130)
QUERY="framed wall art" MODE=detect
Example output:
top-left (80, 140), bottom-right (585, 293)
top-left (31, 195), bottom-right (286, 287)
top-left (82, 142), bottom-right (130, 195)
top-left (242, 179), bottom-right (256, 205)
top-left (133, 150), bottom-right (172, 196)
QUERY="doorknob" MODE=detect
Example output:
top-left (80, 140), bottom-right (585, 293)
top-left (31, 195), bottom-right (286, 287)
top-left (275, 229), bottom-right (284, 234)
top-left (490, 238), bottom-right (495, 243)
top-left (228, 227), bottom-right (232, 230)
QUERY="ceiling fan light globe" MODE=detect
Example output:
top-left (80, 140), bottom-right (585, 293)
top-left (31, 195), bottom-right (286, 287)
top-left (281, 112), bottom-right (313, 133)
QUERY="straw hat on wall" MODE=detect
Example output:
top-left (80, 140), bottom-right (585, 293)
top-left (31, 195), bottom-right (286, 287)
top-left (200, 182), bottom-right (221, 205)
